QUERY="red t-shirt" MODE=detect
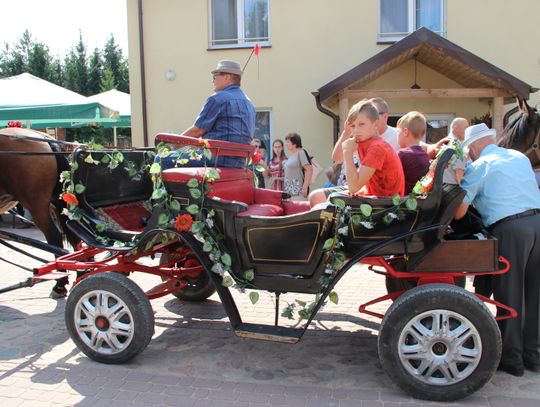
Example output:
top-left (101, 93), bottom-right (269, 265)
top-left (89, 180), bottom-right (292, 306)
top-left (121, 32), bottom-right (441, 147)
top-left (356, 137), bottom-right (405, 197)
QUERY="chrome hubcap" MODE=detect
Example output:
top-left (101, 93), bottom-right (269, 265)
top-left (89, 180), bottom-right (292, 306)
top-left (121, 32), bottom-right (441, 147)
top-left (74, 290), bottom-right (134, 355)
top-left (398, 309), bottom-right (482, 386)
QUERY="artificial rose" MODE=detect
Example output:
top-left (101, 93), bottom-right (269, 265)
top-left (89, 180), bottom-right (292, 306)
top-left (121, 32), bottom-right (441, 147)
top-left (198, 138), bottom-right (211, 149)
top-left (62, 192), bottom-right (79, 206)
top-left (7, 120), bottom-right (22, 128)
top-left (252, 151), bottom-right (263, 164)
top-left (174, 213), bottom-right (193, 232)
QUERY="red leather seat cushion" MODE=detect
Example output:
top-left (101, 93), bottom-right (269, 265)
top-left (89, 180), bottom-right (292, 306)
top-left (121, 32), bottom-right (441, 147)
top-left (100, 203), bottom-right (150, 231)
top-left (236, 204), bottom-right (284, 217)
top-left (254, 188), bottom-right (282, 206)
top-left (207, 178), bottom-right (254, 204)
top-left (162, 168), bottom-right (251, 183)
top-left (282, 201), bottom-right (311, 215)
top-left (162, 168), bottom-right (255, 204)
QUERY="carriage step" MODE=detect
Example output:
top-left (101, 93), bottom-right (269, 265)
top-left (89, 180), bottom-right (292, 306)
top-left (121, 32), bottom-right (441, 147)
top-left (234, 323), bottom-right (302, 343)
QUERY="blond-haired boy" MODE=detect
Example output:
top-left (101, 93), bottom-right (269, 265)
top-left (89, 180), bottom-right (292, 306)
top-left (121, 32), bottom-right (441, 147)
top-left (309, 100), bottom-right (405, 206)
top-left (396, 111), bottom-right (430, 194)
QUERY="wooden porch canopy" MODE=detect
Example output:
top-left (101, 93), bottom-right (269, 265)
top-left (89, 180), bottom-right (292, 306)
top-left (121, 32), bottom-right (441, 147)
top-left (314, 27), bottom-right (537, 138)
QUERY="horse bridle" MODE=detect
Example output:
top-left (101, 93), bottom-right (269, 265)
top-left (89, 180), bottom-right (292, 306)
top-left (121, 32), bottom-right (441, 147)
top-left (520, 121), bottom-right (540, 165)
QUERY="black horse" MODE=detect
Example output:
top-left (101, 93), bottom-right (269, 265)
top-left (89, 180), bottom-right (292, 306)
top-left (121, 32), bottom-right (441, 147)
top-left (497, 99), bottom-right (540, 169)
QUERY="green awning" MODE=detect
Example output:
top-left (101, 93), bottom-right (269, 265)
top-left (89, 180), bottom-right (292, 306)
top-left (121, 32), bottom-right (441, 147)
top-left (0, 73), bottom-right (119, 128)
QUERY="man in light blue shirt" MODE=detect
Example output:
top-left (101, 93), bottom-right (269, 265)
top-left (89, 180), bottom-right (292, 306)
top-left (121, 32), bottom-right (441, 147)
top-left (455, 123), bottom-right (540, 377)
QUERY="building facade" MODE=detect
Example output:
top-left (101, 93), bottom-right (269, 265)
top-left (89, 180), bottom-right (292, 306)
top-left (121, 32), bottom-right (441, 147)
top-left (126, 0), bottom-right (540, 184)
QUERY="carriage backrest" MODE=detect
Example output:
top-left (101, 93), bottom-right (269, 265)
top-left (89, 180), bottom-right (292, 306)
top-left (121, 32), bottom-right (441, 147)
top-left (412, 147), bottom-right (455, 230)
top-left (72, 148), bottom-right (153, 207)
top-left (155, 133), bottom-right (256, 162)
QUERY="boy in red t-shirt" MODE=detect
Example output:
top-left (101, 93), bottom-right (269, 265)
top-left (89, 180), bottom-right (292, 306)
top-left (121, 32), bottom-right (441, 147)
top-left (309, 100), bottom-right (405, 206)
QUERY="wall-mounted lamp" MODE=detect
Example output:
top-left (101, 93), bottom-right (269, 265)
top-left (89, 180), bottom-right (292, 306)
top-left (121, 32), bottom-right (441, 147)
top-left (165, 69), bottom-right (176, 81)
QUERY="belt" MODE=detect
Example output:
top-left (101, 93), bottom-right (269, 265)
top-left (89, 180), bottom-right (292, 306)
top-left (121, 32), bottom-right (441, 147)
top-left (489, 208), bottom-right (540, 230)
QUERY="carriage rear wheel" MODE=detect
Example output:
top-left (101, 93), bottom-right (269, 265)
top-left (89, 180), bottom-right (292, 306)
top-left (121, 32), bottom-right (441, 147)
top-left (378, 284), bottom-right (500, 401)
top-left (385, 275), bottom-right (466, 295)
top-left (65, 272), bottom-right (154, 364)
top-left (160, 253), bottom-right (216, 301)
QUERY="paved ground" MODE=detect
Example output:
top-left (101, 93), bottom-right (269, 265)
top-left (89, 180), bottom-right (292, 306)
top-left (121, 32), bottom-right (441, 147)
top-left (1, 222), bottom-right (540, 406)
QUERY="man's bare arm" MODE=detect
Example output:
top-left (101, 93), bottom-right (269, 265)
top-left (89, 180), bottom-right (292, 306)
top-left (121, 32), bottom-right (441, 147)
top-left (182, 126), bottom-right (206, 138)
top-left (454, 202), bottom-right (469, 220)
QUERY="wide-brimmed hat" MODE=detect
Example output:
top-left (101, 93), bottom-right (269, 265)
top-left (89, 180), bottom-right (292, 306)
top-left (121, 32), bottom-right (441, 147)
top-left (462, 123), bottom-right (496, 148)
top-left (211, 60), bottom-right (243, 76)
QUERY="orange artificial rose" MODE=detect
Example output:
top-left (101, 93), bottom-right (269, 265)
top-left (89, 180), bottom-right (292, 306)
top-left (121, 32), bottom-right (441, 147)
top-left (199, 138), bottom-right (211, 149)
top-left (62, 192), bottom-right (79, 206)
top-left (174, 214), bottom-right (193, 232)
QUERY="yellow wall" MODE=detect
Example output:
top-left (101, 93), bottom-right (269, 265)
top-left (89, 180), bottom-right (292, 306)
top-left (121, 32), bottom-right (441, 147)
top-left (127, 0), bottom-right (540, 185)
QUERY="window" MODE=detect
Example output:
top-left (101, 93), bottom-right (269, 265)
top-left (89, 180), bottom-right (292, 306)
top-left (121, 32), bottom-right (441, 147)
top-left (388, 113), bottom-right (452, 144)
top-left (255, 110), bottom-right (271, 162)
top-left (379, 0), bottom-right (445, 42)
top-left (210, 0), bottom-right (270, 48)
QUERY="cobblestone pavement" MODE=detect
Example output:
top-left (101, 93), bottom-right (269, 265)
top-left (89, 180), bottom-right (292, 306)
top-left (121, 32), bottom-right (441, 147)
top-left (0, 223), bottom-right (539, 406)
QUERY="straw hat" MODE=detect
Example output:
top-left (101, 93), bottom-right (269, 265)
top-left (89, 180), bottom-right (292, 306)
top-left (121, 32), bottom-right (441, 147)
top-left (211, 60), bottom-right (243, 76)
top-left (462, 123), bottom-right (496, 148)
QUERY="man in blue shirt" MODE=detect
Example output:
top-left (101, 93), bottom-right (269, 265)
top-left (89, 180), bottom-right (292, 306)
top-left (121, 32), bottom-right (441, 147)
top-left (455, 123), bottom-right (540, 377)
top-left (160, 60), bottom-right (256, 168)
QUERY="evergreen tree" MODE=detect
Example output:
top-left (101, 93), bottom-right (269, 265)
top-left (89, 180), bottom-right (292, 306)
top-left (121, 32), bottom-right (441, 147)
top-left (63, 33), bottom-right (89, 95)
top-left (0, 29), bottom-right (33, 76)
top-left (27, 43), bottom-right (51, 79)
top-left (102, 34), bottom-right (129, 92)
top-left (100, 66), bottom-right (117, 91)
top-left (87, 48), bottom-right (103, 95)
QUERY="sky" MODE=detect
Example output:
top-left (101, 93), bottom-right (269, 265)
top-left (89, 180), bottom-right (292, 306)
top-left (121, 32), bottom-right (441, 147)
top-left (0, 0), bottom-right (128, 57)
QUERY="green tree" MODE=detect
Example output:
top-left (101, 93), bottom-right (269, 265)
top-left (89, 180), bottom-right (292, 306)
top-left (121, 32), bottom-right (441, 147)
top-left (102, 34), bottom-right (129, 92)
top-left (0, 29), bottom-right (33, 76)
top-left (63, 33), bottom-right (89, 95)
top-left (87, 48), bottom-right (103, 95)
top-left (100, 67), bottom-right (116, 91)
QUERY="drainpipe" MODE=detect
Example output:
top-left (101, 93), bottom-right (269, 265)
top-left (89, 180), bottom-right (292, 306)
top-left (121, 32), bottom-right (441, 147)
top-left (312, 92), bottom-right (340, 145)
top-left (138, 0), bottom-right (149, 146)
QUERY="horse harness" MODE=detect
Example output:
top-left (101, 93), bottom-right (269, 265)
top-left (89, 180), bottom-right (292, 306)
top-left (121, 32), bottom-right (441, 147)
top-left (0, 131), bottom-right (81, 156)
top-left (520, 121), bottom-right (540, 165)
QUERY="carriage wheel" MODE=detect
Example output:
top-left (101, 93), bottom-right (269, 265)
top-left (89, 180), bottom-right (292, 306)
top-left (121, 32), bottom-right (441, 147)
top-left (160, 253), bottom-right (216, 301)
top-left (385, 276), bottom-right (466, 295)
top-left (378, 284), bottom-right (500, 401)
top-left (65, 272), bottom-right (154, 364)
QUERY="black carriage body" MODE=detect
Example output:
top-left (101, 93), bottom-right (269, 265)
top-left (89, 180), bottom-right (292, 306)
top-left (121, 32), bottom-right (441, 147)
top-left (36, 134), bottom-right (513, 401)
top-left (65, 142), bottom-right (491, 294)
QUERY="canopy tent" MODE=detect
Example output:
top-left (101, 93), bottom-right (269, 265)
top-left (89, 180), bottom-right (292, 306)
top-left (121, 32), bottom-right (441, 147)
top-left (0, 73), bottom-right (119, 128)
top-left (87, 89), bottom-right (131, 128)
top-left (84, 89), bottom-right (131, 145)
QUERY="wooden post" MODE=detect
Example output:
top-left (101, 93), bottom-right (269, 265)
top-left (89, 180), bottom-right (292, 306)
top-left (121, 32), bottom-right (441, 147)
top-left (338, 93), bottom-right (349, 131)
top-left (493, 96), bottom-right (504, 136)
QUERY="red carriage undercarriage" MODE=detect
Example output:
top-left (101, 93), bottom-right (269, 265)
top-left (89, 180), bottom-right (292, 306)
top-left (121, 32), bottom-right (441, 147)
top-left (2, 133), bottom-right (517, 401)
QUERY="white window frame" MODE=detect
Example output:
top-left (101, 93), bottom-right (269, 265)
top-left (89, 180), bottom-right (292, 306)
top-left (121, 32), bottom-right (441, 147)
top-left (378, 0), bottom-right (446, 42)
top-left (208, 0), bottom-right (271, 49)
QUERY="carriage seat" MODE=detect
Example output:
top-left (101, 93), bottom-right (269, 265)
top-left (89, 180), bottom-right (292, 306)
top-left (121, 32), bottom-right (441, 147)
top-left (162, 167), bottom-right (285, 217)
top-left (330, 148), bottom-right (459, 256)
top-left (155, 133), bottom-right (255, 160)
top-left (157, 133), bottom-right (312, 217)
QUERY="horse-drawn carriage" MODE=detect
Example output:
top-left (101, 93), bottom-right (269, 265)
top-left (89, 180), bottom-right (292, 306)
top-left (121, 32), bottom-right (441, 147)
top-left (0, 129), bottom-right (522, 401)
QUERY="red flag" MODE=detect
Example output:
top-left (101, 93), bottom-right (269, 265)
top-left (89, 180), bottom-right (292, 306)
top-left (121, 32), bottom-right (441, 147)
top-left (253, 43), bottom-right (261, 56)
